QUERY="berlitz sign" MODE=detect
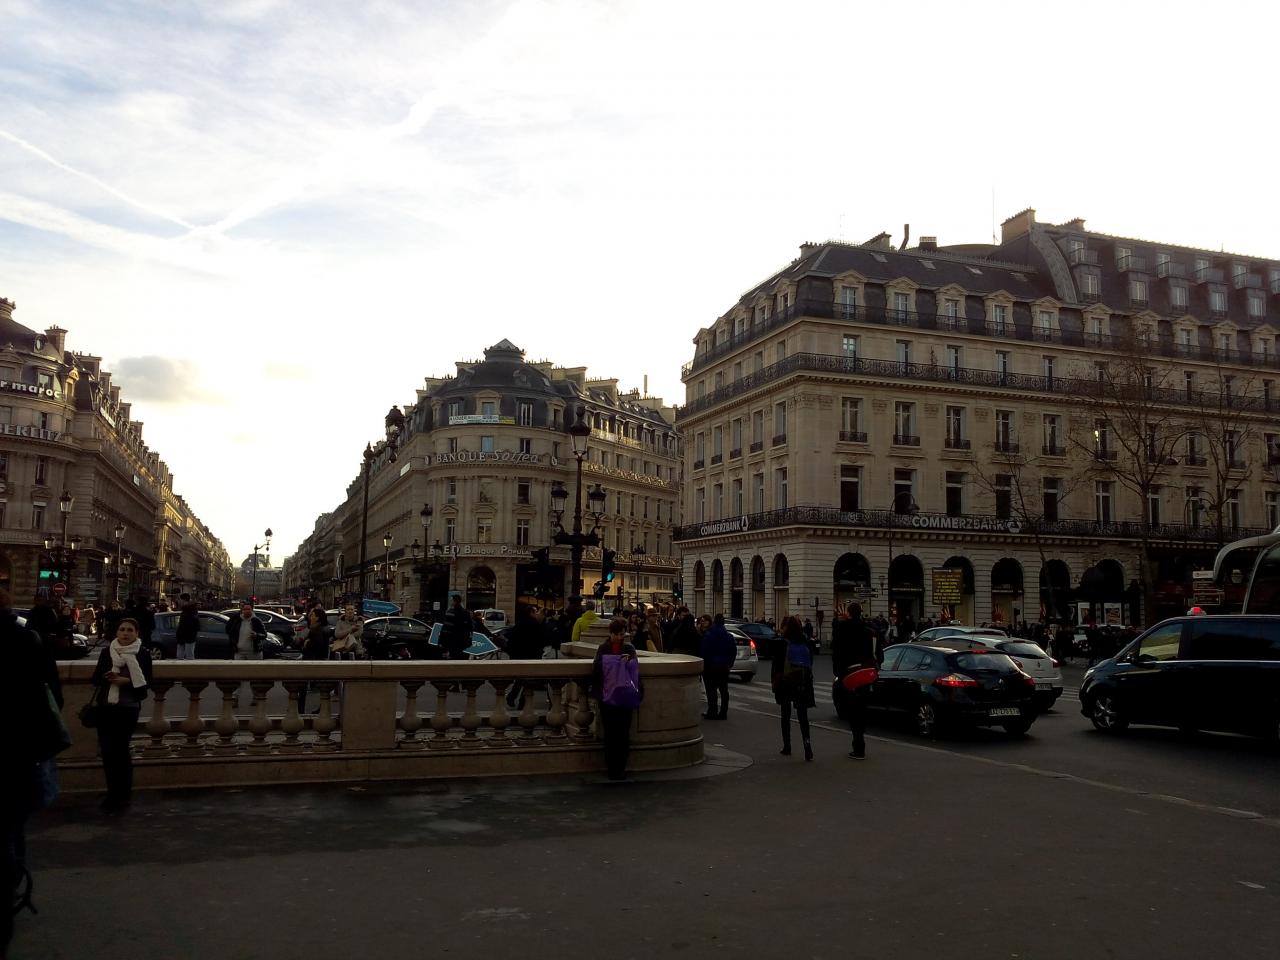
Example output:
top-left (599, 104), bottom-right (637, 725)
top-left (0, 380), bottom-right (59, 399)
top-left (0, 425), bottom-right (64, 442)
top-left (433, 451), bottom-right (555, 466)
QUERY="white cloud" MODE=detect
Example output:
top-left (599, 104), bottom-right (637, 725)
top-left (1, 0), bottom-right (1278, 563)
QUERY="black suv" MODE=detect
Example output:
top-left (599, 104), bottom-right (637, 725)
top-left (853, 641), bottom-right (1038, 737)
top-left (1080, 615), bottom-right (1280, 740)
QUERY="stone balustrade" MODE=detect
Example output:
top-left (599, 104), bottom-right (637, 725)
top-left (55, 646), bottom-right (705, 792)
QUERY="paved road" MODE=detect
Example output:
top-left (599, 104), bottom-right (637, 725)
top-left (15, 656), bottom-right (1280, 960)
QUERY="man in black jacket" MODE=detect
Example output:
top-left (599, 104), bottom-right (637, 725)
top-left (441, 594), bottom-right (473, 660)
top-left (830, 601), bottom-right (876, 760)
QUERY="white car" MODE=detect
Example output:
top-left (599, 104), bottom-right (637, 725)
top-left (478, 609), bottom-right (507, 631)
top-left (724, 625), bottom-right (760, 682)
top-left (913, 625), bottom-right (1008, 644)
top-left (952, 635), bottom-right (1063, 709)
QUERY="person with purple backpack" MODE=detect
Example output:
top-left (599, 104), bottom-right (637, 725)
top-left (591, 618), bottom-right (643, 781)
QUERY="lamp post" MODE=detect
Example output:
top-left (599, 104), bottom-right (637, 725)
top-left (630, 545), bottom-right (646, 608)
top-left (358, 407), bottom-right (405, 616)
top-left (377, 530), bottom-right (397, 601)
top-left (250, 527), bottom-right (272, 601)
top-left (41, 490), bottom-right (81, 600)
top-left (549, 405), bottom-right (607, 611)
top-left (411, 502), bottom-right (446, 618)
top-left (110, 521), bottom-right (128, 602)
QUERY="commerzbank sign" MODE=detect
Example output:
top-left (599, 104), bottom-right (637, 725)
top-left (698, 516), bottom-right (751, 537)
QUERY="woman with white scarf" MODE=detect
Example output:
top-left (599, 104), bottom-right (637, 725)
top-left (89, 617), bottom-right (152, 812)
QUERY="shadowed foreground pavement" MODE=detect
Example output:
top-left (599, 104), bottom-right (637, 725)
top-left (14, 697), bottom-right (1280, 960)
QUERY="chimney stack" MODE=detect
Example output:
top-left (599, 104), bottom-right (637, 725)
top-left (0, 298), bottom-right (13, 322)
top-left (45, 326), bottom-right (68, 354)
top-left (798, 241), bottom-right (819, 258)
top-left (919, 236), bottom-right (938, 252)
top-left (1000, 207), bottom-right (1037, 243)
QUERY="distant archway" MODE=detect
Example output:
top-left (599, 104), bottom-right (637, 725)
top-left (939, 555), bottom-right (976, 624)
top-left (773, 554), bottom-right (790, 621)
top-left (750, 556), bottom-right (766, 620)
top-left (888, 554), bottom-right (924, 626)
top-left (990, 558), bottom-right (1024, 626)
top-left (833, 552), bottom-right (871, 608)
top-left (729, 557), bottom-right (745, 619)
top-left (711, 559), bottom-right (725, 616)
top-left (1039, 559), bottom-right (1072, 622)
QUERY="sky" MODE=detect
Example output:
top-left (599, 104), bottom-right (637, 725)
top-left (2, 0), bottom-right (1278, 563)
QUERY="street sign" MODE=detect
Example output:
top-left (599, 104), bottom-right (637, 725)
top-left (1191, 570), bottom-right (1214, 581)
top-left (1192, 580), bottom-right (1223, 605)
top-left (51, 582), bottom-right (66, 596)
top-left (360, 599), bottom-right (401, 615)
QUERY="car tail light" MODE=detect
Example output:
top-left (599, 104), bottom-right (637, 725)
top-left (934, 673), bottom-right (978, 688)
top-left (749, 640), bottom-right (757, 653)
top-left (1051, 658), bottom-right (1060, 668)
top-left (1019, 672), bottom-right (1036, 687)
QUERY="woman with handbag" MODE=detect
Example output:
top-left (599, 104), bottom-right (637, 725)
top-left (590, 618), bottom-right (643, 782)
top-left (88, 617), bottom-right (152, 813)
top-left (771, 615), bottom-right (817, 760)
top-left (830, 602), bottom-right (877, 760)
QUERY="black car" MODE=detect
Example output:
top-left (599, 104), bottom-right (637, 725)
top-left (363, 616), bottom-right (436, 659)
top-left (1080, 615), bottom-right (1280, 740)
top-left (152, 611), bottom-right (299, 659)
top-left (221, 608), bottom-right (300, 644)
top-left (728, 621), bottom-right (781, 657)
top-left (847, 641), bottom-right (1037, 737)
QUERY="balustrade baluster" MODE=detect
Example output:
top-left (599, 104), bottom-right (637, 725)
top-left (460, 681), bottom-right (483, 740)
top-left (312, 683), bottom-right (339, 750)
top-left (518, 688), bottom-right (539, 739)
top-left (429, 681), bottom-right (453, 745)
top-left (247, 681), bottom-right (274, 753)
top-left (179, 681), bottom-right (209, 756)
top-left (487, 679), bottom-right (512, 743)
top-left (545, 680), bottom-right (567, 739)
top-left (213, 682), bottom-right (240, 752)
top-left (399, 681), bottom-right (424, 747)
top-left (281, 682), bottom-right (306, 753)
top-left (570, 681), bottom-right (595, 741)
top-left (144, 680), bottom-right (174, 756)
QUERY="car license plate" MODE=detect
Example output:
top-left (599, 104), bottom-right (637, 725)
top-left (1035, 681), bottom-right (1051, 690)
top-left (989, 706), bottom-right (1020, 717)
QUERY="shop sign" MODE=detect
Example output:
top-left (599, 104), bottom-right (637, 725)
top-left (448, 543), bottom-right (534, 558)
top-left (697, 516), bottom-right (750, 537)
top-left (449, 415), bottom-right (515, 425)
top-left (903, 514), bottom-right (1021, 534)
top-left (432, 451), bottom-right (551, 466)
top-left (0, 379), bottom-right (59, 399)
top-left (931, 568), bottom-right (965, 604)
top-left (0, 425), bottom-right (64, 442)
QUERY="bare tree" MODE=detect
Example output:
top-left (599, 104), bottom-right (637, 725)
top-left (1182, 362), bottom-right (1259, 549)
top-left (1065, 333), bottom-right (1187, 623)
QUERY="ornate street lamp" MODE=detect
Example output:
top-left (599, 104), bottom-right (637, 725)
top-left (42, 490), bottom-right (80, 600)
top-left (251, 527), bottom-right (272, 601)
top-left (549, 405), bottom-right (608, 612)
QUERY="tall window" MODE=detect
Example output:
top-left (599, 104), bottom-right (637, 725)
top-left (1186, 487), bottom-right (1204, 528)
top-left (945, 345), bottom-right (962, 374)
top-left (996, 350), bottom-right (1010, 380)
top-left (842, 335), bottom-right (860, 358)
top-left (446, 478), bottom-right (458, 503)
top-left (518, 401), bottom-right (533, 426)
top-left (695, 433), bottom-right (705, 462)
top-left (839, 285), bottom-right (858, 314)
top-left (713, 483), bottom-right (723, 519)
top-left (1171, 285), bottom-right (1188, 310)
top-left (1266, 491), bottom-right (1280, 530)
top-left (445, 518), bottom-right (456, 544)
top-left (894, 402), bottom-right (915, 442)
top-left (481, 401), bottom-right (496, 417)
top-left (752, 410), bottom-right (764, 445)
top-left (695, 488), bottom-right (706, 522)
top-left (1095, 481), bottom-right (1114, 523)
top-left (841, 398), bottom-right (862, 436)
top-left (732, 478), bottom-right (743, 515)
top-left (712, 425), bottom-right (723, 459)
top-left (775, 340), bottom-right (786, 363)
top-left (1187, 431), bottom-right (1201, 462)
top-left (753, 352), bottom-right (764, 373)
top-left (995, 411), bottom-right (1014, 451)
top-left (731, 418), bottom-right (743, 453)
top-left (1043, 414), bottom-right (1062, 453)
top-left (995, 474), bottom-right (1013, 519)
top-left (773, 402), bottom-right (787, 441)
top-left (1042, 355), bottom-right (1056, 383)
top-left (943, 298), bottom-right (961, 323)
top-left (1147, 487), bottom-right (1162, 526)
top-left (1081, 273), bottom-right (1100, 296)
top-left (34, 457), bottom-right (48, 485)
top-left (1043, 478), bottom-right (1060, 522)
top-left (476, 518), bottom-right (493, 543)
top-left (0, 453), bottom-right (7, 480)
top-left (515, 519), bottom-right (530, 546)
top-left (1129, 279), bottom-right (1148, 303)
top-left (1210, 289), bottom-right (1227, 313)
top-left (1095, 420), bottom-right (1110, 456)
top-left (893, 291), bottom-right (911, 320)
top-left (518, 437), bottom-right (532, 455)
top-left (1226, 430), bottom-right (1241, 465)
top-left (840, 465), bottom-right (862, 511)
top-left (774, 467), bottom-right (788, 509)
top-left (893, 469), bottom-right (915, 511)
top-left (896, 339), bottom-right (912, 367)
top-left (945, 405), bottom-right (965, 446)
top-left (1227, 488), bottom-right (1242, 529)
top-left (480, 435), bottom-right (494, 453)
top-left (991, 304), bottom-right (1008, 335)
top-left (1037, 310), bottom-right (1054, 339)
top-left (516, 478), bottom-right (531, 504)
top-left (752, 473), bottom-right (764, 513)
top-left (31, 506), bottom-right (44, 531)
top-left (945, 472), bottom-right (965, 517)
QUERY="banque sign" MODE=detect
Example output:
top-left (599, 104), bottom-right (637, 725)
top-left (432, 451), bottom-right (557, 466)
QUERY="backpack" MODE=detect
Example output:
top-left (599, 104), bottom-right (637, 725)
top-left (782, 640), bottom-right (812, 683)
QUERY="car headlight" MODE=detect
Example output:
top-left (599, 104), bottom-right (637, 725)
top-left (1083, 667), bottom-right (1094, 682)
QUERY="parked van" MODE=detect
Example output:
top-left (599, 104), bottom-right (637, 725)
top-left (478, 609), bottom-right (507, 631)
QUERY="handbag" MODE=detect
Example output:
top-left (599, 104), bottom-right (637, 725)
top-left (78, 685), bottom-right (104, 729)
top-left (601, 654), bottom-right (643, 708)
top-left (34, 683), bottom-right (73, 760)
top-left (841, 666), bottom-right (879, 691)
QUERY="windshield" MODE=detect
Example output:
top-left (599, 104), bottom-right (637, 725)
top-left (952, 652), bottom-right (1020, 673)
top-left (998, 642), bottom-right (1049, 658)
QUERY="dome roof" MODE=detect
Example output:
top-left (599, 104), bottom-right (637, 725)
top-left (432, 339), bottom-right (567, 399)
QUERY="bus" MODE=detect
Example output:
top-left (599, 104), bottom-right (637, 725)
top-left (1213, 528), bottom-right (1280, 614)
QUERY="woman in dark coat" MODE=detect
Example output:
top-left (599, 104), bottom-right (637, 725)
top-left (89, 617), bottom-right (153, 812)
top-left (771, 615), bottom-right (817, 760)
top-left (590, 618), bottom-right (642, 781)
top-left (299, 609), bottom-right (329, 713)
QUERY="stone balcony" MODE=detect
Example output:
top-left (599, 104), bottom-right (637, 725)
top-left (55, 636), bottom-right (705, 792)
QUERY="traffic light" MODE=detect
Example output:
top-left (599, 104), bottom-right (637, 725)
top-left (592, 579), bottom-right (606, 599)
top-left (601, 549), bottom-right (616, 584)
top-left (672, 580), bottom-right (683, 602)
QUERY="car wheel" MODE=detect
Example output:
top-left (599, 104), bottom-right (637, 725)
top-left (1002, 718), bottom-right (1033, 736)
top-left (915, 701), bottom-right (940, 738)
top-left (1089, 692), bottom-right (1128, 733)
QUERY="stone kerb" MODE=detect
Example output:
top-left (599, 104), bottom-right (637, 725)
top-left (54, 654), bottom-right (704, 793)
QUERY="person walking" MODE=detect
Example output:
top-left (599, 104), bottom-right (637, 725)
top-left (830, 601), bottom-right (877, 760)
top-left (441, 594), bottom-right (474, 660)
top-left (570, 599), bottom-right (599, 645)
top-left (225, 601), bottom-right (267, 660)
top-left (79, 601), bottom-right (97, 642)
top-left (1, 589), bottom-right (63, 954)
top-left (668, 608), bottom-right (701, 657)
top-left (90, 617), bottom-right (152, 812)
top-left (699, 614), bottom-right (737, 720)
top-left (298, 608), bottom-right (329, 714)
top-left (771, 615), bottom-right (817, 760)
top-left (504, 605), bottom-right (544, 709)
top-left (331, 603), bottom-right (364, 660)
top-left (175, 593), bottom-right (200, 660)
top-left (591, 618), bottom-right (642, 781)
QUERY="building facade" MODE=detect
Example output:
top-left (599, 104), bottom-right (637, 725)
top-left (315, 340), bottom-right (681, 616)
top-left (675, 211), bottom-right (1280, 629)
top-left (0, 296), bottom-right (231, 605)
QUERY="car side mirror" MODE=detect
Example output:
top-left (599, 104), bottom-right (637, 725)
top-left (1134, 652), bottom-right (1157, 665)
